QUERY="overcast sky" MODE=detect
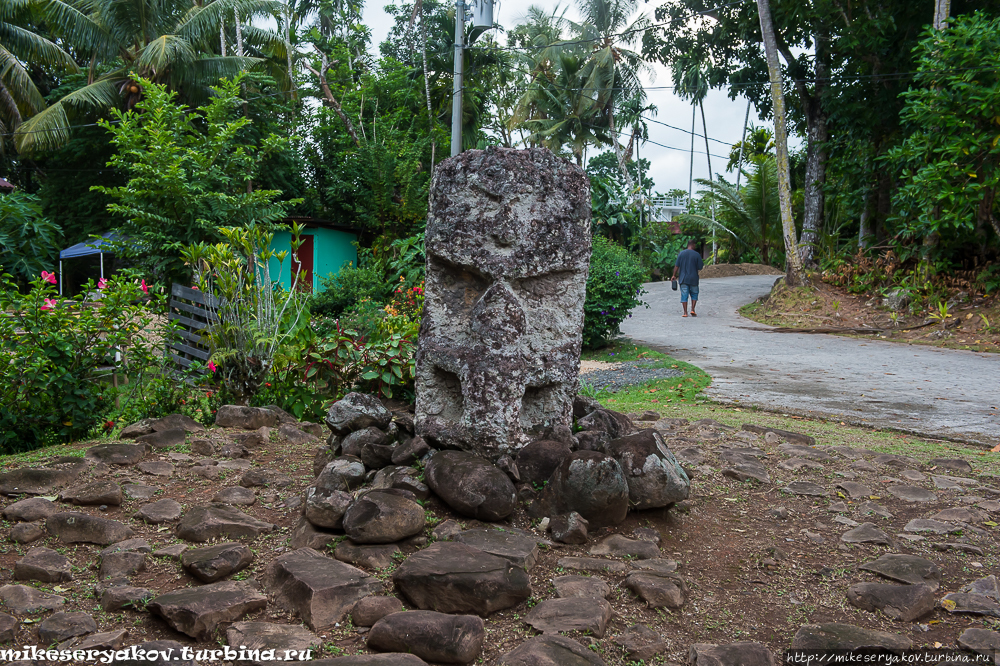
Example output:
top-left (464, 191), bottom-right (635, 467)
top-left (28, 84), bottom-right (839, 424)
top-left (358, 0), bottom-right (791, 196)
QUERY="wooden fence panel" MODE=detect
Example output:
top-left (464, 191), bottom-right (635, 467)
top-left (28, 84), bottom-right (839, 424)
top-left (166, 284), bottom-right (219, 376)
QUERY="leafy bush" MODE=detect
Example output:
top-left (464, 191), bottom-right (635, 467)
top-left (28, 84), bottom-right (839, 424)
top-left (183, 224), bottom-right (309, 402)
top-left (583, 236), bottom-right (647, 349)
top-left (0, 192), bottom-right (63, 284)
top-left (340, 299), bottom-right (389, 342)
top-left (0, 273), bottom-right (164, 452)
top-left (311, 263), bottom-right (384, 317)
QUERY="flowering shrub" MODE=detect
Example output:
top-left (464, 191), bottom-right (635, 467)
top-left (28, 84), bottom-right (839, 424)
top-left (0, 272), bottom-right (165, 452)
top-left (583, 236), bottom-right (648, 349)
top-left (379, 279), bottom-right (424, 340)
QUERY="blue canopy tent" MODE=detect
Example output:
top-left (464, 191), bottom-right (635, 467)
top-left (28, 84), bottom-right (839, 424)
top-left (58, 232), bottom-right (120, 295)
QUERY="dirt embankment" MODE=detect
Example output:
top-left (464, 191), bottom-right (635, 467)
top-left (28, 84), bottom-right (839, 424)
top-left (701, 263), bottom-right (784, 279)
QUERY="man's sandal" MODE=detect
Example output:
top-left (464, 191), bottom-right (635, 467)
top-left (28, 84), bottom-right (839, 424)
top-left (690, 312), bottom-right (697, 317)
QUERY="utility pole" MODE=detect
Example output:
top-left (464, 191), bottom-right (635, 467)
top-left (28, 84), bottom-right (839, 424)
top-left (756, 0), bottom-right (805, 286)
top-left (450, 0), bottom-right (465, 157)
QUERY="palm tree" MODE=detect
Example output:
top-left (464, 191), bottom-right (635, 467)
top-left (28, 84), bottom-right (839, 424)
top-left (0, 0), bottom-right (78, 143)
top-left (683, 156), bottom-right (784, 266)
top-left (515, 50), bottom-right (611, 165)
top-left (672, 55), bottom-right (708, 199)
top-left (14, 0), bottom-right (286, 154)
top-left (569, 0), bottom-right (650, 184)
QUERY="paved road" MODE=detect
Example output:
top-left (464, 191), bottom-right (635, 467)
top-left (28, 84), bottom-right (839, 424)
top-left (621, 275), bottom-right (1000, 445)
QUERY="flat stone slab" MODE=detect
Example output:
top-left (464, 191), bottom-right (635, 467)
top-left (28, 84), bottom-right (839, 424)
top-left (720, 459), bottom-right (770, 484)
top-left (887, 485), bottom-right (937, 502)
top-left (784, 481), bottom-right (827, 496)
top-left (556, 557), bottom-right (627, 573)
top-left (240, 468), bottom-right (294, 488)
top-left (625, 572), bottom-right (686, 609)
top-left (148, 580), bottom-right (267, 639)
top-left (86, 443), bottom-right (148, 465)
top-left (858, 501), bottom-right (893, 519)
top-left (846, 583), bottom-right (937, 622)
top-left (930, 458), bottom-right (973, 473)
top-left (904, 518), bottom-right (961, 534)
top-left (138, 461), bottom-right (175, 477)
top-left (2, 497), bottom-right (58, 522)
top-left (524, 597), bottom-right (613, 637)
top-left (368, 610), bottom-right (485, 664)
top-left (900, 470), bottom-right (926, 482)
top-left (790, 623), bottom-right (912, 650)
top-left (589, 534), bottom-right (659, 560)
top-left (689, 642), bottom-right (776, 666)
top-left (778, 458), bottom-right (825, 471)
top-left (264, 547), bottom-right (381, 629)
top-left (0, 612), bottom-right (17, 642)
top-left (393, 542), bottom-right (531, 617)
top-left (632, 559), bottom-right (679, 575)
top-left (553, 575), bottom-right (610, 599)
top-left (138, 499), bottom-right (183, 523)
top-left (858, 554), bottom-right (941, 589)
top-left (961, 576), bottom-right (1000, 601)
top-left (183, 543), bottom-right (253, 583)
top-left (100, 585), bottom-right (153, 612)
top-left (778, 444), bottom-right (832, 461)
top-left (123, 483), bottom-right (159, 500)
top-left (334, 541), bottom-right (401, 569)
top-left (13, 547), bottom-right (73, 583)
top-left (0, 464), bottom-right (85, 495)
top-left (454, 528), bottom-right (541, 570)
top-left (874, 454), bottom-right (921, 469)
top-left (46, 512), bottom-right (133, 545)
top-left (496, 635), bottom-right (606, 666)
top-left (37, 611), bottom-right (96, 643)
top-left (840, 523), bottom-right (891, 545)
top-left (153, 544), bottom-right (188, 560)
top-left (0, 584), bottom-right (65, 614)
top-left (213, 486), bottom-right (256, 505)
top-left (613, 624), bottom-right (667, 662)
top-left (176, 504), bottom-right (275, 542)
top-left (836, 482), bottom-right (872, 498)
top-left (958, 628), bottom-right (1000, 656)
top-left (61, 480), bottom-right (123, 506)
top-left (226, 622), bottom-right (319, 664)
top-left (941, 593), bottom-right (1000, 617)
top-left (931, 507), bottom-right (984, 523)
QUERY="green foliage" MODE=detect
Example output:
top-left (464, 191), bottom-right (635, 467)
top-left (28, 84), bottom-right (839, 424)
top-left (0, 191), bottom-right (63, 283)
top-left (887, 13), bottom-right (1000, 254)
top-left (15, 0), bottom-right (286, 154)
top-left (94, 76), bottom-right (298, 284)
top-left (184, 223), bottom-right (310, 402)
top-left (0, 273), bottom-right (164, 452)
top-left (583, 236), bottom-right (647, 348)
top-left (682, 156), bottom-right (785, 267)
top-left (647, 233), bottom-right (692, 275)
top-left (312, 263), bottom-right (384, 317)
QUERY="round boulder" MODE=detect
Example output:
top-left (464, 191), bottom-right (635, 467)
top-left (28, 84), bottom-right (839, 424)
top-left (516, 440), bottom-right (572, 487)
top-left (425, 451), bottom-right (517, 521)
top-left (541, 451), bottom-right (629, 528)
top-left (606, 430), bottom-right (689, 510)
top-left (326, 393), bottom-right (392, 435)
top-left (342, 491), bottom-right (425, 544)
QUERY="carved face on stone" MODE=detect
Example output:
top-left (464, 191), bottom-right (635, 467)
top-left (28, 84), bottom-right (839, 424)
top-left (415, 147), bottom-right (592, 460)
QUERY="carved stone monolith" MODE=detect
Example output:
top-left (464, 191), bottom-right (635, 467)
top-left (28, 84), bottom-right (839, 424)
top-left (415, 147), bottom-right (591, 460)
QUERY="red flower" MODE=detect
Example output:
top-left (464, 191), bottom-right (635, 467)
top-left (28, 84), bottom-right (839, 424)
top-left (41, 271), bottom-right (57, 284)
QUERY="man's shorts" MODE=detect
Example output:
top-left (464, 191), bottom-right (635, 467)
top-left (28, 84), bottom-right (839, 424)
top-left (680, 283), bottom-right (699, 303)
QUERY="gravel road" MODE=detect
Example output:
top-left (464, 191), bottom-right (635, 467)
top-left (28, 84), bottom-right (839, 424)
top-left (621, 275), bottom-right (1000, 446)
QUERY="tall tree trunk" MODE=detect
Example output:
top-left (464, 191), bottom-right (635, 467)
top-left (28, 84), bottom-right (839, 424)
top-left (933, 0), bottom-right (951, 30)
top-left (756, 0), bottom-right (806, 286)
top-left (687, 105), bottom-right (696, 199)
top-left (776, 33), bottom-right (827, 268)
top-left (420, 0), bottom-right (436, 187)
top-left (700, 101), bottom-right (717, 262)
top-left (286, 3), bottom-right (296, 95)
top-left (220, 17), bottom-right (227, 56)
top-left (858, 197), bottom-right (871, 249)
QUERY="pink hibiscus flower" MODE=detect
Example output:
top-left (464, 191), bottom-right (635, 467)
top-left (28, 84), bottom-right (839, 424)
top-left (41, 271), bottom-right (57, 285)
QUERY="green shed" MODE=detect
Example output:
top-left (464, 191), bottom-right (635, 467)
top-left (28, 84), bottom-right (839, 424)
top-left (268, 217), bottom-right (359, 292)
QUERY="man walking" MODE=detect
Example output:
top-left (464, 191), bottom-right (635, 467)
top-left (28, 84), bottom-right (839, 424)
top-left (672, 240), bottom-right (704, 317)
